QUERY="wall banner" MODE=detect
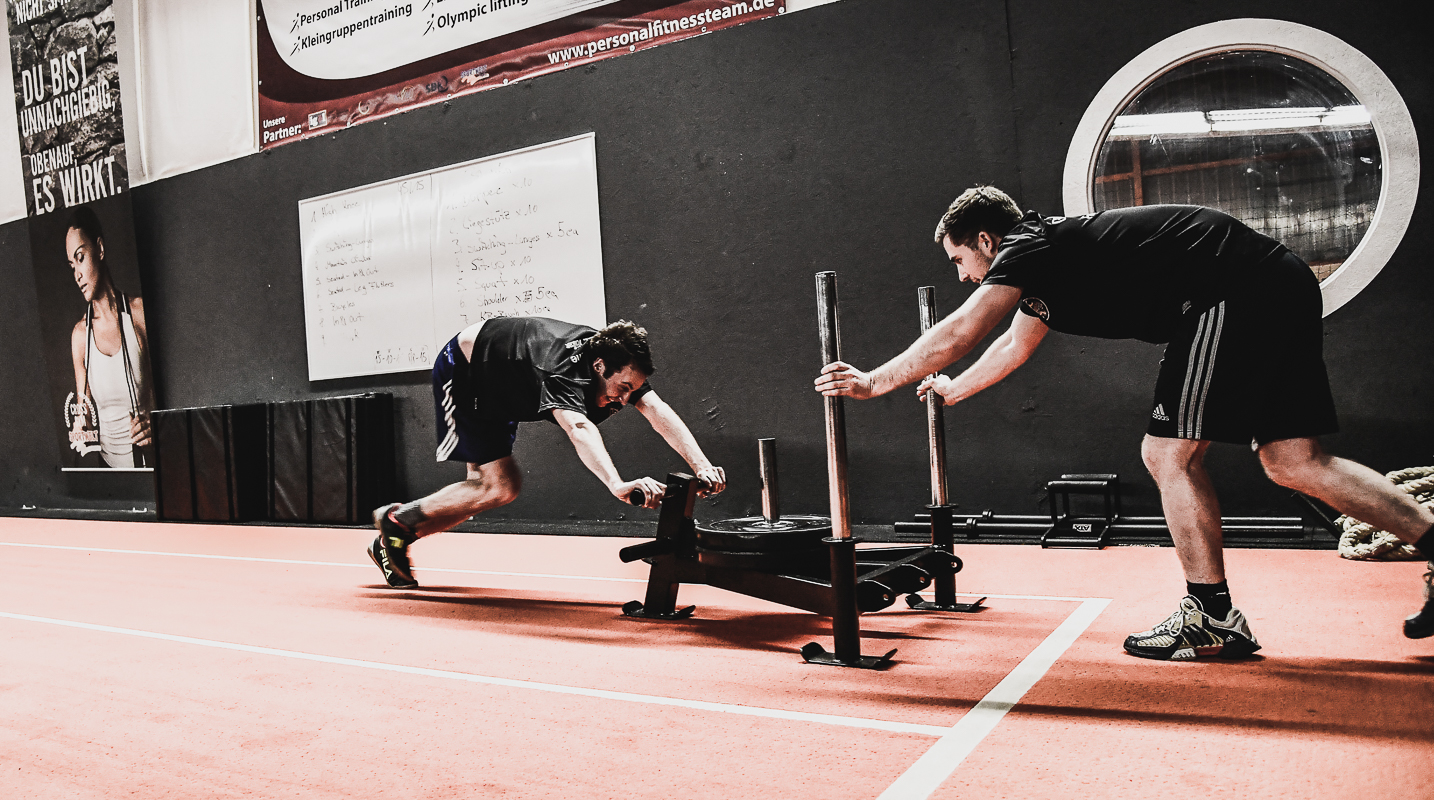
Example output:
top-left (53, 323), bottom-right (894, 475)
top-left (8, 0), bottom-right (156, 470)
top-left (8, 0), bottom-right (128, 216)
top-left (257, 0), bottom-right (784, 148)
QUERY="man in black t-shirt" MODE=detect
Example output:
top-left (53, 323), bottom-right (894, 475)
top-left (814, 186), bottom-right (1434, 658)
top-left (368, 317), bottom-right (727, 589)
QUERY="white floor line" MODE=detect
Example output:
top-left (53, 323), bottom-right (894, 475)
top-left (0, 542), bottom-right (1110, 604)
top-left (4, 540), bottom-right (1112, 787)
top-left (876, 598), bottom-right (1111, 800)
top-left (0, 610), bottom-right (950, 737)
top-left (0, 541), bottom-right (647, 583)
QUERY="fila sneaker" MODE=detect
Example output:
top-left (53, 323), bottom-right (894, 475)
top-left (368, 504), bottom-right (418, 589)
top-left (1124, 596), bottom-right (1262, 660)
top-left (1404, 562), bottom-right (1434, 639)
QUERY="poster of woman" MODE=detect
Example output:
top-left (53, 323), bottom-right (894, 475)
top-left (29, 193), bottom-right (156, 470)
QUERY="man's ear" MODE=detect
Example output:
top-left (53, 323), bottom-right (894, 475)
top-left (591, 357), bottom-right (606, 377)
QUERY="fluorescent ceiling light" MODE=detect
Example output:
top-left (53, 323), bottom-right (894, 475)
top-left (1109, 111), bottom-right (1210, 136)
top-left (1111, 105), bottom-right (1369, 135)
top-left (1211, 116), bottom-right (1323, 131)
top-left (1322, 105), bottom-right (1372, 126)
top-left (1209, 106), bottom-right (1324, 130)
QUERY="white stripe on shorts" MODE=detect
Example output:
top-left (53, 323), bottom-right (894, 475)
top-left (436, 379), bottom-right (459, 462)
top-left (1178, 301), bottom-right (1225, 439)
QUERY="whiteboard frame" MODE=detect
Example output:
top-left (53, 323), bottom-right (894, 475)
top-left (297, 132), bottom-right (604, 381)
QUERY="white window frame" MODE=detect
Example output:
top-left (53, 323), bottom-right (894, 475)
top-left (1061, 19), bottom-right (1420, 316)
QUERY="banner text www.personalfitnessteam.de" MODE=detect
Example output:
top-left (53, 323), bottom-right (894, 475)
top-left (546, 0), bottom-right (777, 64)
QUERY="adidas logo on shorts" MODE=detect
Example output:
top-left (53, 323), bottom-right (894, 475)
top-left (1151, 404), bottom-right (1170, 422)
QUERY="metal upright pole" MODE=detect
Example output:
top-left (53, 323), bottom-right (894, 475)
top-left (816, 272), bottom-right (852, 543)
top-left (907, 286), bottom-right (985, 614)
top-left (758, 438), bottom-right (780, 524)
top-left (919, 286), bottom-right (949, 507)
top-left (800, 271), bottom-right (894, 668)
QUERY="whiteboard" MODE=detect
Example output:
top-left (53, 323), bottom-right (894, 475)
top-left (297, 134), bottom-right (606, 381)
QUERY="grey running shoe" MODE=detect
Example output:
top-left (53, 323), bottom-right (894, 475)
top-left (368, 504), bottom-right (418, 589)
top-left (1404, 562), bottom-right (1434, 639)
top-left (1124, 596), bottom-right (1262, 660)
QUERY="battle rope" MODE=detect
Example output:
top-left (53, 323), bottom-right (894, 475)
top-left (1337, 466), bottom-right (1434, 561)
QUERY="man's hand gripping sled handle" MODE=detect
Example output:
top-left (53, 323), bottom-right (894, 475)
top-left (621, 475), bottom-right (719, 508)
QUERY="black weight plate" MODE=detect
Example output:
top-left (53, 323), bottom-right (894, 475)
top-left (695, 515), bottom-right (832, 552)
top-left (696, 547), bottom-right (827, 572)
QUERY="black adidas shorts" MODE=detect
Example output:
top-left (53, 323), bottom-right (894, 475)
top-left (1147, 251), bottom-right (1338, 446)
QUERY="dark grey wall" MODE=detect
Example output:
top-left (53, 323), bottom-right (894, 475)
top-left (2, 0), bottom-right (1429, 528)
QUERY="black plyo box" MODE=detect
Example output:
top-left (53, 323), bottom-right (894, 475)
top-left (268, 393), bottom-right (395, 524)
top-left (152, 404), bottom-right (268, 522)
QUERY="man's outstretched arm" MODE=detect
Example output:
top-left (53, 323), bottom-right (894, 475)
top-left (551, 408), bottom-right (666, 508)
top-left (815, 283), bottom-right (1023, 399)
top-left (634, 392), bottom-right (726, 495)
top-left (918, 307), bottom-right (1048, 405)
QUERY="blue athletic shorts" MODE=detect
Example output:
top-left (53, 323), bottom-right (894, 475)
top-left (432, 336), bottom-right (518, 465)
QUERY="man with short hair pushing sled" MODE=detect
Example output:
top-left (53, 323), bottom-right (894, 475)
top-left (816, 186), bottom-right (1434, 659)
top-left (371, 316), bottom-right (726, 589)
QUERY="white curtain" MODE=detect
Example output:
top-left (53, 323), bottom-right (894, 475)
top-left (0, 50), bottom-right (25, 223)
top-left (121, 0), bottom-right (258, 184)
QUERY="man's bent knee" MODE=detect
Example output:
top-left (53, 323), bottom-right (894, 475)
top-left (1142, 435), bottom-right (1208, 482)
top-left (466, 459), bottom-right (523, 506)
top-left (1257, 438), bottom-right (1323, 491)
top-left (488, 484), bottom-right (520, 507)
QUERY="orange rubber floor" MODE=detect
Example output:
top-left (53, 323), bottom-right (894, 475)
top-left (1, 517), bottom-right (1430, 799)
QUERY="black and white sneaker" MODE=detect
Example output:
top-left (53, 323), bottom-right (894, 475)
top-left (1404, 562), bottom-right (1434, 639)
top-left (1124, 596), bottom-right (1262, 660)
top-left (368, 504), bottom-right (418, 589)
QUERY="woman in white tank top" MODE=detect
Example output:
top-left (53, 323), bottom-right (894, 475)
top-left (66, 208), bottom-right (153, 468)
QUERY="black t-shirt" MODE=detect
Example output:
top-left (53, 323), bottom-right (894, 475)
top-left (461, 317), bottom-right (653, 424)
top-left (981, 205), bottom-right (1287, 343)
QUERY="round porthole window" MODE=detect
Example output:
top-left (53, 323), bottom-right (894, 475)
top-left (1063, 20), bottom-right (1420, 315)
